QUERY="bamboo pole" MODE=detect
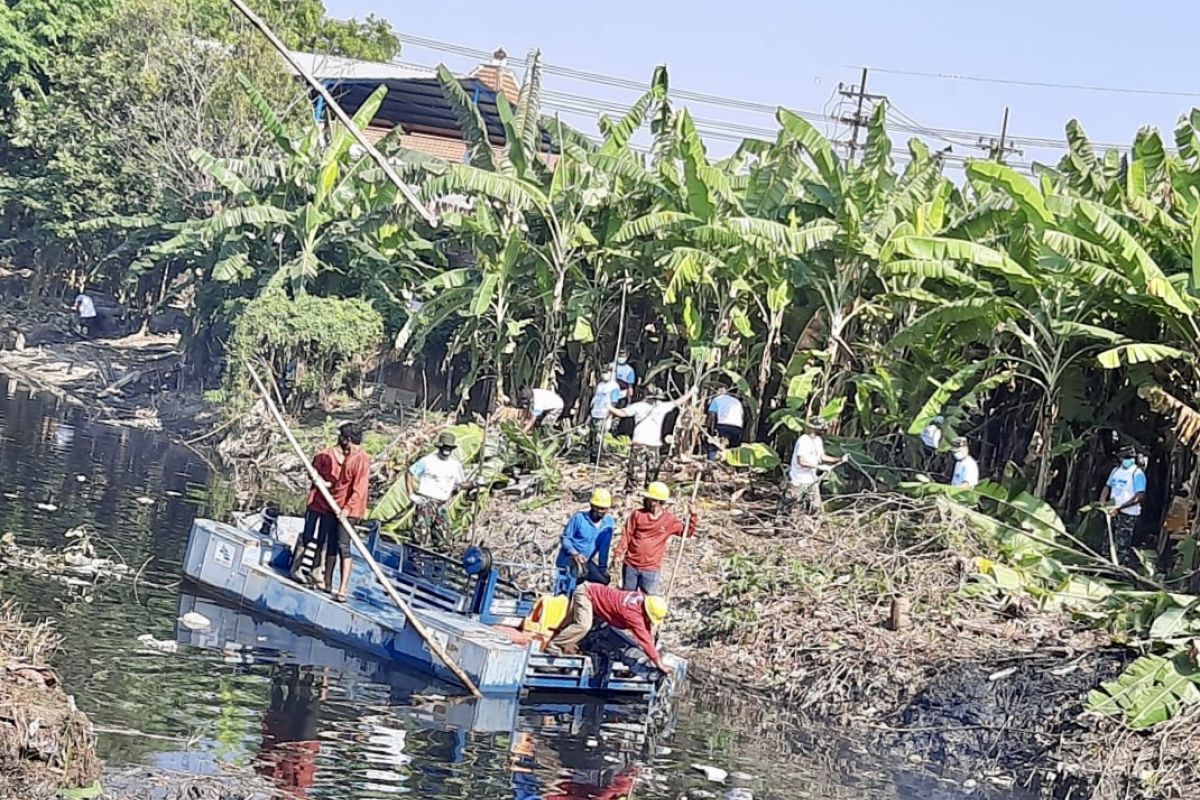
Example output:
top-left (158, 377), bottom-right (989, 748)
top-left (590, 279), bottom-right (629, 492)
top-left (226, 0), bottom-right (436, 226)
top-left (245, 362), bottom-right (482, 698)
top-left (664, 472), bottom-right (703, 601)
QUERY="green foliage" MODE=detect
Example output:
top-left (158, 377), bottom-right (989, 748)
top-left (1088, 652), bottom-right (1200, 729)
top-left (225, 289), bottom-right (384, 411)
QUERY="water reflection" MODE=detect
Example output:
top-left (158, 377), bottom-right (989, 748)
top-left (0, 374), bottom-right (1011, 800)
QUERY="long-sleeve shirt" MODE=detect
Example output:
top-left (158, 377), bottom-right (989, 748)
top-left (613, 508), bottom-right (698, 570)
top-left (588, 584), bottom-right (661, 665)
top-left (555, 511), bottom-right (615, 571)
top-left (306, 445), bottom-right (371, 518)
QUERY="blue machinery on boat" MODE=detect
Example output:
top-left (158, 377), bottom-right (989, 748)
top-left (182, 515), bottom-right (686, 703)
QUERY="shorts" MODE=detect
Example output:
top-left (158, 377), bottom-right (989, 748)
top-left (303, 509), bottom-right (350, 559)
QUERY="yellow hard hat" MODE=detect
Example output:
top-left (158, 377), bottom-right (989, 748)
top-left (644, 594), bottom-right (669, 625)
top-left (589, 488), bottom-right (613, 509)
top-left (643, 481), bottom-right (671, 502)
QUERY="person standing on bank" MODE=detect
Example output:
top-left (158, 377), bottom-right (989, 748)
top-left (405, 431), bottom-right (469, 546)
top-left (73, 289), bottom-right (98, 338)
top-left (615, 349), bottom-right (636, 392)
top-left (608, 385), bottom-right (694, 492)
top-left (785, 418), bottom-right (845, 517)
top-left (920, 415), bottom-right (944, 454)
top-left (1101, 446), bottom-right (1147, 567)
top-left (706, 386), bottom-right (745, 460)
top-left (588, 370), bottom-right (622, 461)
top-left (612, 481), bottom-right (698, 594)
top-left (949, 436), bottom-right (980, 489)
top-left (294, 422), bottom-right (370, 602)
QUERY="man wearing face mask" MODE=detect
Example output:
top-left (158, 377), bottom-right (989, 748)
top-left (949, 436), bottom-right (979, 489)
top-left (1101, 446), bottom-right (1147, 567)
top-left (405, 431), bottom-right (469, 546)
top-left (553, 489), bottom-right (616, 595)
top-left (614, 349), bottom-right (636, 392)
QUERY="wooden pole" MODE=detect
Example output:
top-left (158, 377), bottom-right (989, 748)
top-left (226, 0), bottom-right (436, 226)
top-left (244, 361), bottom-right (482, 698)
top-left (664, 472), bottom-right (703, 601)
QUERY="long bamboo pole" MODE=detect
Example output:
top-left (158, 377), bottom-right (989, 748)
top-left (245, 362), bottom-right (482, 698)
top-left (226, 0), bottom-right (436, 226)
top-left (590, 279), bottom-right (629, 492)
top-left (664, 472), bottom-right (703, 601)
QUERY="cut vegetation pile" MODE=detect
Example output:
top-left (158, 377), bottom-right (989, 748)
top-left (0, 601), bottom-right (100, 800)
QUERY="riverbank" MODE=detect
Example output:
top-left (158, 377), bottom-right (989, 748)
top-left (0, 307), bottom-right (215, 439)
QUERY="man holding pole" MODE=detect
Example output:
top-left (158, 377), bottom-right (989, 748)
top-left (609, 385), bottom-right (694, 492)
top-left (553, 489), bottom-right (616, 595)
top-left (612, 481), bottom-right (698, 594)
top-left (293, 422), bottom-right (370, 602)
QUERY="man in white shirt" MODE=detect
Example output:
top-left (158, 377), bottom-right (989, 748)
top-left (609, 385), bottom-right (694, 492)
top-left (1100, 446), bottom-right (1147, 567)
top-left (588, 369), bottom-right (622, 460)
top-left (73, 290), bottom-right (97, 337)
top-left (518, 387), bottom-right (565, 432)
top-left (949, 437), bottom-right (980, 490)
top-left (405, 431), bottom-right (468, 545)
top-left (784, 418), bottom-right (845, 518)
top-left (706, 386), bottom-right (746, 460)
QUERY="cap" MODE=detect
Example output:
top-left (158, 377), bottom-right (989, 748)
top-left (951, 436), bottom-right (968, 449)
top-left (807, 417), bottom-right (828, 430)
top-left (436, 432), bottom-right (456, 448)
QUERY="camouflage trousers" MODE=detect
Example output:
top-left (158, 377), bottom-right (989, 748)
top-left (779, 481), bottom-right (823, 523)
top-left (625, 445), bottom-right (661, 492)
top-left (412, 499), bottom-right (452, 547)
top-left (1113, 513), bottom-right (1138, 568)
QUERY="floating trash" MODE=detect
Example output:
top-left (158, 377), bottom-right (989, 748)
top-left (692, 765), bottom-right (728, 783)
top-left (35, 502), bottom-right (58, 512)
top-left (76, 475), bottom-right (87, 483)
top-left (136, 633), bottom-right (178, 654)
top-left (135, 496), bottom-right (154, 506)
top-left (178, 611), bottom-right (211, 631)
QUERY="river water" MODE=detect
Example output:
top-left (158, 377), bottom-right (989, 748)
top-left (0, 375), bottom-right (1014, 800)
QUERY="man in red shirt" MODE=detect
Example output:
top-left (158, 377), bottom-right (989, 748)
top-left (544, 583), bottom-right (672, 674)
top-left (612, 481), bottom-right (698, 594)
top-left (293, 422), bottom-right (370, 601)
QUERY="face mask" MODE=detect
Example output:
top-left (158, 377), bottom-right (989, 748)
top-left (618, 357), bottom-right (628, 365)
top-left (589, 508), bottom-right (605, 521)
top-left (438, 448), bottom-right (453, 459)
top-left (1122, 458), bottom-right (1135, 469)
top-left (953, 451), bottom-right (966, 461)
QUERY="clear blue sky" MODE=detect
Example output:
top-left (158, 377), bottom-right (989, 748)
top-left (326, 0), bottom-right (1200, 169)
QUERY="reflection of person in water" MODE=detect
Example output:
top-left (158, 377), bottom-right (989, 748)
top-left (545, 765), bottom-right (638, 800)
top-left (257, 666), bottom-right (325, 799)
top-left (509, 726), bottom-right (639, 800)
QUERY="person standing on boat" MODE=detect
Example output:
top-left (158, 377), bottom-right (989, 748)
top-left (405, 431), bottom-right (468, 546)
top-left (553, 488), bottom-right (616, 595)
top-left (294, 422), bottom-right (370, 602)
top-left (612, 481), bottom-right (698, 594)
top-left (545, 584), bottom-right (672, 674)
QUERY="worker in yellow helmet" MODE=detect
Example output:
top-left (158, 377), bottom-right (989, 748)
top-left (546, 584), bottom-right (673, 675)
top-left (613, 481), bottom-right (698, 594)
top-left (553, 487), bottom-right (616, 595)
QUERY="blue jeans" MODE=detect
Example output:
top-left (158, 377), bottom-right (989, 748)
top-left (622, 565), bottom-right (661, 594)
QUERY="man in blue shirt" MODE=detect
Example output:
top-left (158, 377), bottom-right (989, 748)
top-left (1101, 445), bottom-right (1148, 568)
top-left (553, 488), bottom-right (615, 595)
top-left (615, 349), bottom-right (636, 390)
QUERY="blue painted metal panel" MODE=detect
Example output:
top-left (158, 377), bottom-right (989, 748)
top-left (183, 519), bottom-right (529, 695)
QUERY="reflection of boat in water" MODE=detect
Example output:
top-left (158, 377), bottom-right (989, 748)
top-left (182, 514), bottom-right (686, 701)
top-left (174, 592), bottom-right (670, 800)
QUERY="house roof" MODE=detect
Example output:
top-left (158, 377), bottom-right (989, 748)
top-left (286, 49), bottom-right (434, 82)
top-left (327, 77), bottom-right (554, 152)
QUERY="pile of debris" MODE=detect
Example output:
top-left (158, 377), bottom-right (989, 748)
top-left (0, 602), bottom-right (100, 799)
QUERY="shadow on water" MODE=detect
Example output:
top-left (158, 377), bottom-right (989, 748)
top-left (0, 373), bottom-right (1020, 799)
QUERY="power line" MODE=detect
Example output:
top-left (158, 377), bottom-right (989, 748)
top-left (859, 65), bottom-right (1200, 100)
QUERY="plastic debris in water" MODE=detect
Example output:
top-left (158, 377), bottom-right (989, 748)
top-left (35, 502), bottom-right (58, 512)
top-left (692, 765), bottom-right (728, 783)
top-left (76, 475), bottom-right (86, 483)
top-left (136, 634), bottom-right (178, 654)
top-left (135, 496), bottom-right (154, 506)
top-left (179, 611), bottom-right (211, 631)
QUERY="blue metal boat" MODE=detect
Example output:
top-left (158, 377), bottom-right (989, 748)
top-left (181, 514), bottom-right (686, 701)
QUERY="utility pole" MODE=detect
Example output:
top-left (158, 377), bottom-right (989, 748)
top-left (979, 106), bottom-right (1021, 163)
top-left (838, 68), bottom-right (886, 163)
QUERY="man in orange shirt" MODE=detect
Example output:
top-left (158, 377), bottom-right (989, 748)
top-left (612, 481), bottom-right (698, 594)
top-left (294, 422), bottom-right (371, 602)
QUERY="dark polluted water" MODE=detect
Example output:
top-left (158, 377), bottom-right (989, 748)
top-left (0, 374), bottom-right (1021, 800)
